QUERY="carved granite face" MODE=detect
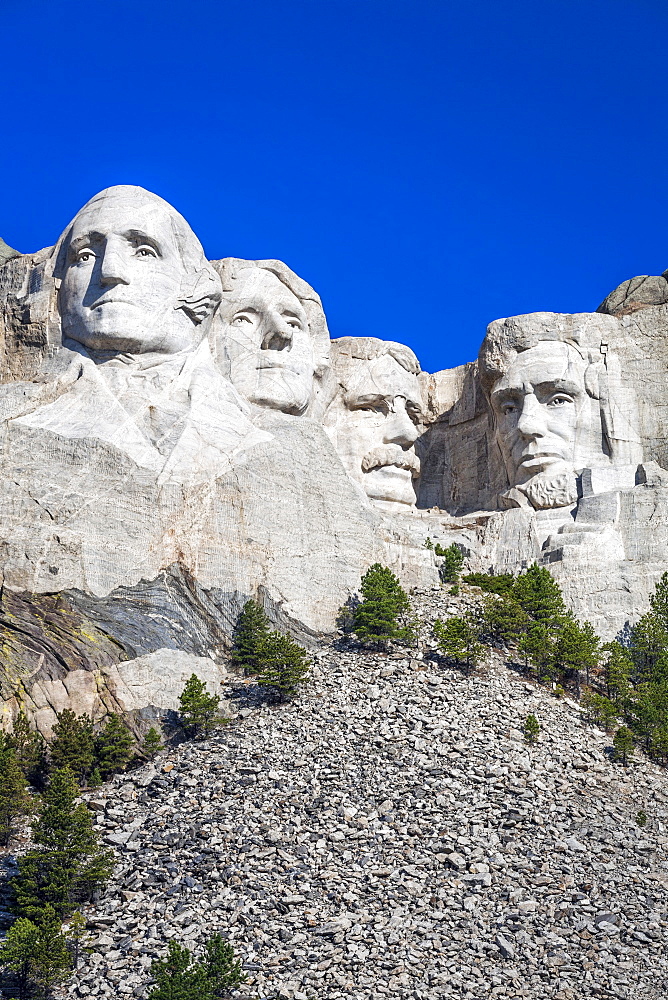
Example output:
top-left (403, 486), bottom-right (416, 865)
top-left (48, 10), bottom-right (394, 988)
top-left (59, 188), bottom-right (207, 355)
top-left (217, 268), bottom-right (316, 414)
top-left (490, 341), bottom-right (588, 490)
top-left (326, 353), bottom-right (422, 506)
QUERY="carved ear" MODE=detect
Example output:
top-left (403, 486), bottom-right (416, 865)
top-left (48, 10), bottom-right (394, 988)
top-left (176, 268), bottom-right (223, 325)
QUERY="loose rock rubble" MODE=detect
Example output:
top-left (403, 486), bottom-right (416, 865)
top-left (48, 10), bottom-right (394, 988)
top-left (50, 589), bottom-right (668, 999)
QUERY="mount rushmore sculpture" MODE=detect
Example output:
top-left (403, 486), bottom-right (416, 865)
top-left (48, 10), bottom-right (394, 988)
top-left (1, 183), bottom-right (668, 730)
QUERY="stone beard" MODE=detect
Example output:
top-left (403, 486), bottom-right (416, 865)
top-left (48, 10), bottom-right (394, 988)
top-left (324, 338), bottom-right (423, 508)
top-left (214, 264), bottom-right (326, 416)
top-left (488, 340), bottom-right (599, 509)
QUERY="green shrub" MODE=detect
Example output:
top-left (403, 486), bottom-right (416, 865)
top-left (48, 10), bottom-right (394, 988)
top-left (352, 564), bottom-right (413, 649)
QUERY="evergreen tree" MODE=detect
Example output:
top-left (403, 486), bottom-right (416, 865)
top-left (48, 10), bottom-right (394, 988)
top-left (437, 544), bottom-right (464, 584)
top-left (87, 768), bottom-right (102, 790)
top-left (256, 631), bottom-right (310, 703)
top-left (603, 641), bottom-right (632, 705)
top-left (627, 679), bottom-right (668, 752)
top-left (147, 935), bottom-right (245, 1000)
top-left (94, 714), bottom-right (135, 778)
top-left (50, 711), bottom-right (95, 785)
top-left (0, 747), bottom-right (33, 846)
top-left (0, 907), bottom-right (71, 1000)
top-left (629, 611), bottom-right (668, 685)
top-left (423, 537), bottom-right (434, 550)
top-left (352, 564), bottom-right (413, 649)
top-left (581, 691), bottom-right (618, 731)
top-left (7, 712), bottom-right (45, 786)
top-left (12, 767), bottom-right (114, 921)
top-left (230, 599), bottom-right (271, 673)
top-left (517, 621), bottom-right (555, 681)
top-left (462, 572), bottom-right (515, 596)
top-left (434, 614), bottom-right (484, 673)
top-left (140, 727), bottom-right (165, 760)
top-left (480, 594), bottom-right (530, 646)
top-left (178, 676), bottom-right (223, 739)
top-left (613, 725), bottom-right (634, 765)
top-left (523, 714), bottom-right (540, 744)
top-left (553, 617), bottom-right (600, 690)
top-left (64, 911), bottom-right (90, 970)
top-left (650, 726), bottom-right (668, 763)
top-left (512, 564), bottom-right (567, 630)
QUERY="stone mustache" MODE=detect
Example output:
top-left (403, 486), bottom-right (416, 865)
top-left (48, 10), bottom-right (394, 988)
top-left (0, 183), bottom-right (667, 731)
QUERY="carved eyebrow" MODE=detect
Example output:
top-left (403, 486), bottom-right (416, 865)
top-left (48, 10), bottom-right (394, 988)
top-left (533, 379), bottom-right (581, 395)
top-left (69, 231), bottom-right (105, 251)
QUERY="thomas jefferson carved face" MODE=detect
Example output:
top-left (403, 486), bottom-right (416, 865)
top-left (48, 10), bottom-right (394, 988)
top-left (57, 187), bottom-right (219, 355)
top-left (325, 345), bottom-right (422, 507)
top-left (217, 268), bottom-right (316, 415)
top-left (490, 341), bottom-right (589, 506)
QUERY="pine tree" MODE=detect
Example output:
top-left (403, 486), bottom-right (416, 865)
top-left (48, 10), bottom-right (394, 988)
top-left (147, 935), bottom-right (245, 1000)
top-left (178, 675), bottom-right (223, 739)
top-left (94, 714), bottom-right (135, 779)
top-left (0, 907), bottom-right (71, 1000)
top-left (0, 746), bottom-right (33, 846)
top-left (50, 710), bottom-right (95, 785)
top-left (437, 544), bottom-right (464, 584)
top-left (582, 690), bottom-right (618, 731)
top-left (517, 620), bottom-right (555, 681)
top-left (553, 617), bottom-right (600, 690)
top-left (7, 711), bottom-right (45, 786)
top-left (256, 631), bottom-right (310, 703)
top-left (140, 727), bottom-right (165, 760)
top-left (12, 767), bottom-right (114, 921)
top-left (523, 714), bottom-right (540, 744)
top-left (480, 594), bottom-right (530, 646)
top-left (231, 599), bottom-right (271, 673)
top-left (87, 768), bottom-right (102, 790)
top-left (603, 641), bottom-right (632, 705)
top-left (613, 725), bottom-right (634, 765)
top-left (630, 611), bottom-right (668, 685)
top-left (512, 564), bottom-right (567, 630)
top-left (64, 910), bottom-right (90, 970)
top-left (352, 564), bottom-right (413, 649)
top-left (434, 613), bottom-right (484, 674)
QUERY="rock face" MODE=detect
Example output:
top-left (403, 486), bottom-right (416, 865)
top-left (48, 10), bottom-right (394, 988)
top-left (2, 184), bottom-right (668, 725)
top-left (54, 590), bottom-right (668, 1000)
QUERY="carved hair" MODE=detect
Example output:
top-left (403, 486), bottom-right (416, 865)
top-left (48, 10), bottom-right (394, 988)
top-left (213, 257), bottom-right (330, 376)
top-left (46, 185), bottom-right (222, 326)
top-left (329, 336), bottom-right (421, 379)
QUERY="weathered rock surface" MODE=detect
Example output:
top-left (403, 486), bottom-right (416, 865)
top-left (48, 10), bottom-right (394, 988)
top-left (46, 589), bottom-right (668, 999)
top-left (3, 187), bottom-right (668, 721)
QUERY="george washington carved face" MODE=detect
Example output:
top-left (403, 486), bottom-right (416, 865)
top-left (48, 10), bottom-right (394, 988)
top-left (54, 186), bottom-right (221, 356)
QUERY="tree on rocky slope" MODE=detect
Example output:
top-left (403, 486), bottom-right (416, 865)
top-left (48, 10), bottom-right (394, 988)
top-left (512, 564), bottom-right (567, 631)
top-left (140, 727), bottom-right (165, 760)
top-left (352, 563), bottom-right (413, 649)
top-left (553, 617), bottom-right (601, 690)
top-left (434, 614), bottom-right (484, 674)
top-left (256, 631), bottom-right (310, 703)
top-left (50, 711), bottom-right (95, 786)
top-left (147, 934), bottom-right (245, 999)
top-left (0, 746), bottom-right (33, 846)
top-left (231, 599), bottom-right (271, 673)
top-left (12, 767), bottom-right (114, 922)
top-left (6, 711), bottom-right (46, 786)
top-left (94, 714), bottom-right (135, 779)
top-left (0, 908), bottom-right (71, 1000)
top-left (613, 725), bottom-right (635, 765)
top-left (178, 675), bottom-right (223, 739)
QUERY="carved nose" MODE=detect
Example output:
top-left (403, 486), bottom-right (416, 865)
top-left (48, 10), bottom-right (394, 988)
top-left (383, 398), bottom-right (418, 447)
top-left (99, 245), bottom-right (130, 286)
top-left (516, 393), bottom-right (546, 438)
top-left (261, 315), bottom-right (293, 352)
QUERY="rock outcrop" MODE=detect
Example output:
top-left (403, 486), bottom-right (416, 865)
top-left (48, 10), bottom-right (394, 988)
top-left (2, 184), bottom-right (668, 725)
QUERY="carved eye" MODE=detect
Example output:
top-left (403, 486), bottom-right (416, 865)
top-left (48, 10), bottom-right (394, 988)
top-left (287, 319), bottom-right (302, 330)
top-left (135, 245), bottom-right (158, 258)
top-left (501, 402), bottom-right (517, 415)
top-left (76, 249), bottom-right (95, 263)
top-left (547, 395), bottom-right (572, 407)
top-left (233, 314), bottom-right (254, 326)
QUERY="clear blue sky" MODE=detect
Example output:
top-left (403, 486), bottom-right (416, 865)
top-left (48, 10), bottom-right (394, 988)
top-left (2, 0), bottom-right (667, 373)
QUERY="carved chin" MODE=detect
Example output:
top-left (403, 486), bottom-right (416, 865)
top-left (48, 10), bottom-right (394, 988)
top-left (249, 371), bottom-right (310, 415)
top-left (520, 471), bottom-right (579, 510)
top-left (363, 466), bottom-right (417, 505)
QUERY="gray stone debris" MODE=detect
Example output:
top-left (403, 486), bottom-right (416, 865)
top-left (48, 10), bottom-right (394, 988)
top-left (49, 589), bottom-right (668, 999)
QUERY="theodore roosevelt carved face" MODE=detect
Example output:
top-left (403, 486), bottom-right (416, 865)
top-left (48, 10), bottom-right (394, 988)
top-left (213, 261), bottom-right (330, 416)
top-left (53, 186), bottom-right (221, 355)
top-left (324, 338), bottom-right (423, 508)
